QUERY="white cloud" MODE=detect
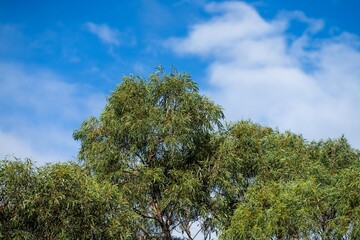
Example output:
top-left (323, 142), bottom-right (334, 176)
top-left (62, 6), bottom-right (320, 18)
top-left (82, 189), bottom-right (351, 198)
top-left (168, 1), bottom-right (360, 148)
top-left (86, 22), bottom-right (121, 46)
top-left (0, 129), bottom-right (70, 164)
top-left (0, 62), bottom-right (106, 165)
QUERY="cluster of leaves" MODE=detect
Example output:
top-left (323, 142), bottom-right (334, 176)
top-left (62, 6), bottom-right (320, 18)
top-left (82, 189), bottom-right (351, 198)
top-left (1, 68), bottom-right (359, 239)
top-left (222, 123), bottom-right (360, 239)
top-left (0, 159), bottom-right (134, 239)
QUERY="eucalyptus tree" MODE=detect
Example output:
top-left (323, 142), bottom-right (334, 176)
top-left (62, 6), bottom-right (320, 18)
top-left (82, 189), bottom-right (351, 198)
top-left (0, 159), bottom-right (133, 239)
top-left (222, 133), bottom-right (360, 240)
top-left (74, 68), bottom-right (224, 239)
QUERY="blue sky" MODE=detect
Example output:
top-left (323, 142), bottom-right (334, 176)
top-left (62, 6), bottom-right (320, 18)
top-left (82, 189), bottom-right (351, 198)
top-left (1, 0), bottom-right (360, 165)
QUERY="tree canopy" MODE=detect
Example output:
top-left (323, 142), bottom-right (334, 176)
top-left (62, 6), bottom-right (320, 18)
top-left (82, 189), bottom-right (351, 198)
top-left (0, 159), bottom-right (133, 239)
top-left (222, 129), bottom-right (360, 239)
top-left (1, 68), bottom-right (359, 239)
top-left (73, 68), bottom-right (224, 239)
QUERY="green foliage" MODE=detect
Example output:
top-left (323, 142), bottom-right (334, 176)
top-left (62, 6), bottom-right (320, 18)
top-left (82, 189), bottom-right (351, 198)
top-left (0, 159), bottom-right (133, 239)
top-left (74, 68), bottom-right (224, 239)
top-left (222, 130), bottom-right (360, 239)
top-left (2, 68), bottom-right (359, 239)
top-left (72, 69), bottom-right (360, 239)
top-left (207, 120), bottom-right (274, 230)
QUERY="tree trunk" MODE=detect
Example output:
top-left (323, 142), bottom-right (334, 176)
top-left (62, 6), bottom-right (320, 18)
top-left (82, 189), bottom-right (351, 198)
top-left (152, 199), bottom-right (172, 240)
top-left (162, 225), bottom-right (172, 240)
